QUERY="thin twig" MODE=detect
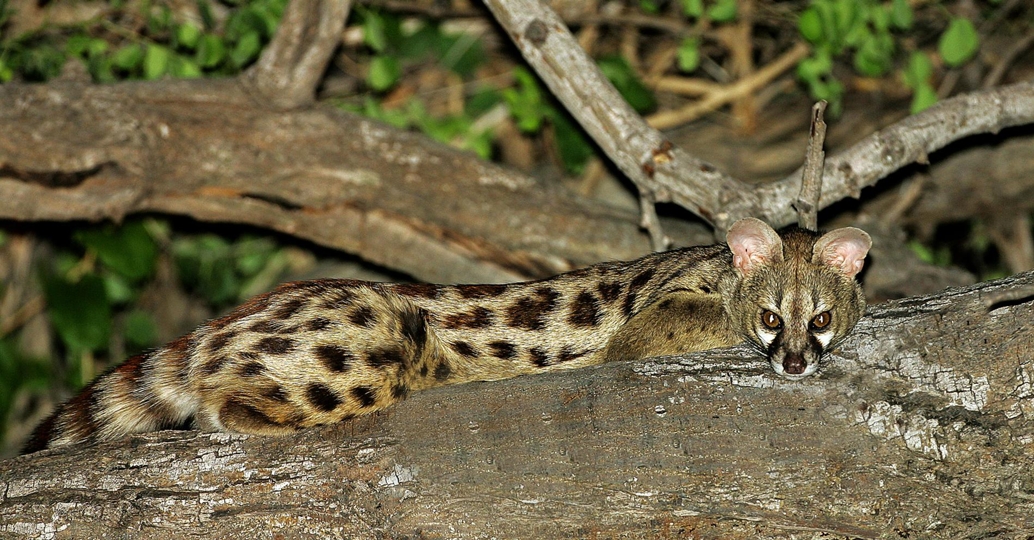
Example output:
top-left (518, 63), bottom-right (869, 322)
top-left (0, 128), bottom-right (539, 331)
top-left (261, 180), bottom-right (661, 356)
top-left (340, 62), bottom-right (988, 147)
top-left (638, 191), bottom-right (670, 252)
top-left (794, 101), bottom-right (827, 231)
top-left (982, 31), bottom-right (1034, 89)
top-left (646, 42), bottom-right (810, 130)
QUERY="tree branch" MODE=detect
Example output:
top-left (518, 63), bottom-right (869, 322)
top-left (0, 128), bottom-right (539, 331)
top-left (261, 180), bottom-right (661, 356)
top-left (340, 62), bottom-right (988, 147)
top-left (3, 271), bottom-right (1033, 537)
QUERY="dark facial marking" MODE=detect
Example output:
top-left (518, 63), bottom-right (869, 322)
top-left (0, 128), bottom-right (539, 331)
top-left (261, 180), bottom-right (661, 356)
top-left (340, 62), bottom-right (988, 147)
top-left (367, 347), bottom-right (406, 368)
top-left (256, 336), bottom-right (295, 355)
top-left (597, 281), bottom-right (623, 303)
top-left (393, 283), bottom-right (441, 299)
top-left (458, 284), bottom-right (508, 299)
top-left (434, 361), bottom-right (452, 381)
top-left (506, 287), bottom-right (560, 330)
top-left (568, 291), bottom-right (601, 327)
top-left (349, 306), bottom-right (377, 328)
top-left (307, 317), bottom-right (333, 331)
top-left (442, 306), bottom-right (495, 329)
top-left (306, 383), bottom-right (342, 412)
top-left (450, 341), bottom-right (479, 358)
top-left (239, 361), bottom-right (265, 377)
top-left (489, 341), bottom-right (517, 360)
top-left (315, 344), bottom-right (354, 373)
top-left (351, 386), bottom-right (377, 408)
top-left (273, 298), bottom-right (306, 320)
top-left (529, 347), bottom-right (550, 367)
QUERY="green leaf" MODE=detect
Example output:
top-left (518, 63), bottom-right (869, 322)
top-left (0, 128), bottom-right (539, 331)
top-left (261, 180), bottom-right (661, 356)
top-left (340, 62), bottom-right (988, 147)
top-left (363, 9), bottom-right (388, 52)
top-left (176, 23), bottom-right (203, 50)
top-left (66, 34), bottom-right (92, 58)
top-left (597, 56), bottom-right (656, 113)
top-left (503, 68), bottom-right (546, 133)
top-left (910, 83), bottom-right (938, 113)
top-left (0, 58), bottom-right (12, 83)
top-left (439, 33), bottom-right (485, 77)
top-left (143, 44), bottom-right (171, 80)
top-left (171, 55), bottom-right (202, 78)
top-left (229, 30), bottom-right (262, 68)
top-left (939, 18), bottom-right (979, 67)
top-left (124, 310), bottom-right (159, 348)
top-left (799, 7), bottom-right (823, 44)
top-left (196, 34), bottom-right (226, 68)
top-left (112, 44), bottom-right (144, 71)
top-left (103, 273), bottom-right (135, 304)
top-left (367, 55), bottom-right (400, 91)
top-left (890, 0), bottom-right (912, 30)
top-left (796, 50), bottom-right (833, 83)
top-left (639, 0), bottom-right (660, 14)
top-left (197, 0), bottom-right (217, 29)
top-left (75, 221), bottom-right (158, 282)
top-left (707, 0), bottom-right (737, 22)
top-left (44, 274), bottom-right (112, 353)
top-left (681, 0), bottom-right (703, 18)
top-left (853, 32), bottom-right (894, 77)
top-left (549, 111), bottom-right (595, 174)
top-left (901, 51), bottom-right (932, 89)
top-left (677, 37), bottom-right (700, 72)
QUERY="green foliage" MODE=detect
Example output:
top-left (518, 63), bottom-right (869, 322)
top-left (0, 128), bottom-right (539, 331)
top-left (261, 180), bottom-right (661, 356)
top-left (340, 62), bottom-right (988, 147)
top-left (938, 18), bottom-right (979, 67)
top-left (173, 234), bottom-right (289, 306)
top-left (75, 221), bottom-right (159, 283)
top-left (43, 273), bottom-right (112, 354)
top-left (0, 0), bottom-right (288, 84)
top-left (902, 51), bottom-right (937, 113)
top-left (597, 56), bottom-right (657, 113)
top-left (677, 38), bottom-right (701, 73)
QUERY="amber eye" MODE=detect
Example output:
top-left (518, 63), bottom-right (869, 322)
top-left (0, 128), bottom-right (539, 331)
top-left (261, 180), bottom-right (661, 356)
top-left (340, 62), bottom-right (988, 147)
top-left (811, 311), bottom-right (831, 330)
top-left (761, 310), bottom-right (782, 330)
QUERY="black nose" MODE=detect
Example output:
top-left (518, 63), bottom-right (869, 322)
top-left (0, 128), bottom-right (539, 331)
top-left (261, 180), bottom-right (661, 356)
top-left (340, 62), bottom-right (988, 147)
top-left (783, 354), bottom-right (806, 375)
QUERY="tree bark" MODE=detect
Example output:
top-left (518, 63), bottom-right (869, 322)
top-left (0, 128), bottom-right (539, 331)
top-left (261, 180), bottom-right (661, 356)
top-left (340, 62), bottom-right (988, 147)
top-left (3, 271), bottom-right (1033, 538)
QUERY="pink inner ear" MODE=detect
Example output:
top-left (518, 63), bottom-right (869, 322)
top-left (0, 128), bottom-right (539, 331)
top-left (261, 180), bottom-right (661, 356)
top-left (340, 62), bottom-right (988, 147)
top-left (727, 218), bottom-right (782, 274)
top-left (819, 236), bottom-right (870, 278)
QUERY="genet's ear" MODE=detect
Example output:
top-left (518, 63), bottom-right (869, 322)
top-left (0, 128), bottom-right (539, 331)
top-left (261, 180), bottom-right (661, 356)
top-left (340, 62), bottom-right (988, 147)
top-left (812, 227), bottom-right (872, 278)
top-left (726, 218), bottom-right (783, 275)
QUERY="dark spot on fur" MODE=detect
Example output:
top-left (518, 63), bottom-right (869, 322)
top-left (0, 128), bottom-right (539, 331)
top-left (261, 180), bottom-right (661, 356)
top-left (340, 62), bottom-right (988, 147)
top-left (265, 385), bottom-right (289, 402)
top-left (568, 291), bottom-right (601, 327)
top-left (529, 347), bottom-right (550, 367)
top-left (401, 307), bottom-right (428, 349)
top-left (273, 298), bottom-right (305, 320)
top-left (459, 284), bottom-right (508, 299)
top-left (314, 345), bottom-right (354, 373)
top-left (597, 281), bottom-right (623, 303)
top-left (442, 306), bottom-right (495, 329)
top-left (558, 347), bottom-right (587, 363)
top-left (250, 319), bottom-right (284, 333)
top-left (391, 383), bottom-right (409, 400)
top-left (631, 269), bottom-right (655, 290)
top-left (256, 336), bottom-right (295, 355)
top-left (349, 306), bottom-right (377, 328)
top-left (394, 283), bottom-right (441, 299)
top-left (307, 317), bottom-right (333, 331)
top-left (351, 386), bottom-right (377, 408)
top-left (420, 364), bottom-right (429, 378)
top-left (434, 361), bottom-right (452, 381)
top-left (489, 341), bottom-right (517, 360)
top-left (202, 355), bottom-right (230, 375)
top-left (306, 383), bottom-right (342, 412)
top-left (450, 341), bottom-right (479, 358)
top-left (666, 331), bottom-right (675, 341)
top-left (207, 330), bottom-right (238, 353)
top-left (506, 287), bottom-right (560, 330)
top-left (623, 292), bottom-right (637, 317)
top-left (219, 398), bottom-right (284, 431)
top-left (239, 361), bottom-right (265, 377)
top-left (367, 347), bottom-right (405, 368)
top-left (321, 288), bottom-right (355, 309)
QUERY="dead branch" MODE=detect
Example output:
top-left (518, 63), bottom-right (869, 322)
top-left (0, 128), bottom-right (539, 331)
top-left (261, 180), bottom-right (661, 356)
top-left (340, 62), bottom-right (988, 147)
top-left (3, 271), bottom-right (1032, 538)
top-left (794, 100), bottom-right (827, 231)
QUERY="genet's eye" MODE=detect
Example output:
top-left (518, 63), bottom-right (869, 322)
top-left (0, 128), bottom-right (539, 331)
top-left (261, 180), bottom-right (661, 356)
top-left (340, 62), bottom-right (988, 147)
top-left (811, 311), bottom-right (831, 330)
top-left (761, 310), bottom-right (782, 330)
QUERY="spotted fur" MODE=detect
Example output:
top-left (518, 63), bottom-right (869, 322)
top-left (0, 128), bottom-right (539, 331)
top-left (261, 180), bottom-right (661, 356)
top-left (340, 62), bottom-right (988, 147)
top-left (24, 219), bottom-right (869, 453)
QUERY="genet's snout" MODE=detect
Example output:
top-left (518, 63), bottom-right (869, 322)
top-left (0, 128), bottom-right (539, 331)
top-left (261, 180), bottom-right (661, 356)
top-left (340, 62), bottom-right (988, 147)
top-left (782, 353), bottom-right (806, 375)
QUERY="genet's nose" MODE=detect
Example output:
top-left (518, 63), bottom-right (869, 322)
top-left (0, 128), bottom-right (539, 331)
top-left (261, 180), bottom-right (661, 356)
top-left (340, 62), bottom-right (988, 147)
top-left (783, 354), bottom-right (806, 375)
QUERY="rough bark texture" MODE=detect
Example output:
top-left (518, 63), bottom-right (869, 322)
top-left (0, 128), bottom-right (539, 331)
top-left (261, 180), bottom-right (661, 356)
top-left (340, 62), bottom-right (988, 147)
top-left (3, 272), bottom-right (1033, 539)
